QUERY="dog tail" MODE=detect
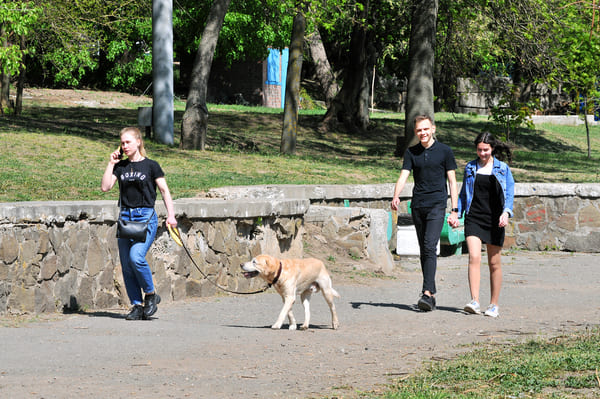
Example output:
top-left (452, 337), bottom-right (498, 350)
top-left (325, 276), bottom-right (340, 298)
top-left (313, 282), bottom-right (340, 298)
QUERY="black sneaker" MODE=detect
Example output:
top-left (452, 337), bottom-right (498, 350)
top-left (143, 293), bottom-right (161, 319)
top-left (125, 305), bottom-right (144, 320)
top-left (417, 293), bottom-right (436, 311)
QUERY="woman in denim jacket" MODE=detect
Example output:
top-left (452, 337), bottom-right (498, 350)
top-left (448, 132), bottom-right (514, 318)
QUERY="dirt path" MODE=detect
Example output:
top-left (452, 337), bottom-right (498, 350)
top-left (1, 251), bottom-right (599, 399)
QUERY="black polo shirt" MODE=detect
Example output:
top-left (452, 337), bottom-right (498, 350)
top-left (402, 140), bottom-right (457, 209)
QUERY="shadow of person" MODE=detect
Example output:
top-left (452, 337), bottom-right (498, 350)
top-left (350, 301), bottom-right (462, 313)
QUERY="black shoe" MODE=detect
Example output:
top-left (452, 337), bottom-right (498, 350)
top-left (125, 305), bottom-right (144, 320)
top-left (143, 293), bottom-right (161, 319)
top-left (417, 293), bottom-right (436, 311)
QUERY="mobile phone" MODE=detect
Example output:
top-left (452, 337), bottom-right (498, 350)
top-left (119, 146), bottom-right (124, 159)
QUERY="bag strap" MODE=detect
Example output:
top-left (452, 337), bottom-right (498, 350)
top-left (145, 209), bottom-right (156, 222)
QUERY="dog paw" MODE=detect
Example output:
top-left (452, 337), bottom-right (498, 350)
top-left (288, 324), bottom-right (297, 331)
top-left (271, 323), bottom-right (282, 329)
top-left (332, 322), bottom-right (339, 330)
top-left (300, 324), bottom-right (309, 331)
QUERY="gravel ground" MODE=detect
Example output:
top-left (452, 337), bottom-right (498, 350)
top-left (1, 251), bottom-right (599, 399)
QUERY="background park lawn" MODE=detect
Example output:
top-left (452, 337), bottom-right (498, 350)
top-left (1, 88), bottom-right (599, 202)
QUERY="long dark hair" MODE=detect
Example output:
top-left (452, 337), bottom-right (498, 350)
top-left (474, 132), bottom-right (512, 163)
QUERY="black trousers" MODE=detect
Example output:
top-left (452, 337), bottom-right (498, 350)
top-left (411, 206), bottom-right (445, 295)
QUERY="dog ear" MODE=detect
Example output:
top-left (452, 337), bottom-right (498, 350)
top-left (261, 254), bottom-right (276, 271)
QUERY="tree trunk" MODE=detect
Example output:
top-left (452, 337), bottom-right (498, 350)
top-left (15, 34), bottom-right (26, 115)
top-left (434, 4), bottom-right (453, 112)
top-left (0, 71), bottom-right (9, 114)
top-left (397, 0), bottom-right (438, 156)
top-left (281, 9), bottom-right (306, 155)
top-left (0, 23), bottom-right (8, 114)
top-left (307, 29), bottom-right (338, 107)
top-left (320, 0), bottom-right (372, 134)
top-left (180, 0), bottom-right (231, 150)
top-left (584, 95), bottom-right (591, 159)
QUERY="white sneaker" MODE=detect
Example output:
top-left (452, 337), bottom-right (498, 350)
top-left (464, 300), bottom-right (480, 314)
top-left (484, 304), bottom-right (499, 318)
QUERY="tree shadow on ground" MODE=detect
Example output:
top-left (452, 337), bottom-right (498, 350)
top-left (513, 128), bottom-right (581, 152)
top-left (438, 119), bottom-right (581, 153)
top-left (1, 106), bottom-right (137, 145)
top-left (2, 105), bottom-right (583, 164)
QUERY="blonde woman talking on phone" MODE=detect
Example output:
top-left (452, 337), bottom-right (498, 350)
top-left (101, 127), bottom-right (177, 320)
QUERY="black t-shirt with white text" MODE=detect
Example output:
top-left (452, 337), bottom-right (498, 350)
top-left (402, 141), bottom-right (457, 209)
top-left (113, 158), bottom-right (164, 208)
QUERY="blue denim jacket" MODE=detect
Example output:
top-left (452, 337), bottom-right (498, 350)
top-left (457, 157), bottom-right (515, 218)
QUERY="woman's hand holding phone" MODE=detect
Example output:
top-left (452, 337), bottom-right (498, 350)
top-left (110, 147), bottom-right (123, 164)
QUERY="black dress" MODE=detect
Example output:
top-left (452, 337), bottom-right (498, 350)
top-left (464, 173), bottom-right (505, 246)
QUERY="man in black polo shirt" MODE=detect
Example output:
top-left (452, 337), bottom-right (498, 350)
top-left (391, 115), bottom-right (458, 311)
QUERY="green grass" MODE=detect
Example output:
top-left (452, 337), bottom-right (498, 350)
top-left (354, 328), bottom-right (600, 398)
top-left (1, 92), bottom-right (600, 202)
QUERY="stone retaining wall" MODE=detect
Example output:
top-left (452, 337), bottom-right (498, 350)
top-left (1, 183), bottom-right (599, 315)
top-left (0, 199), bottom-right (309, 314)
top-left (508, 184), bottom-right (600, 251)
top-left (208, 182), bottom-right (600, 253)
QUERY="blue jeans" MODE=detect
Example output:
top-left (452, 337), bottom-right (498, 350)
top-left (118, 207), bottom-right (158, 306)
top-left (411, 206), bottom-right (445, 295)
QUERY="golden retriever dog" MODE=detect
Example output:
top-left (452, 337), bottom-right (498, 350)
top-left (240, 254), bottom-right (340, 330)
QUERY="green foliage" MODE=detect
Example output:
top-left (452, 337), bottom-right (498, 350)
top-left (551, 1), bottom-right (600, 103)
top-left (25, 0), bottom-right (152, 90)
top-left (44, 48), bottom-right (97, 86)
top-left (105, 40), bottom-right (152, 90)
top-left (105, 17), bottom-right (153, 91)
top-left (484, 0), bottom-right (560, 80)
top-left (436, 0), bottom-right (505, 109)
top-left (489, 84), bottom-right (539, 142)
top-left (435, 0), bottom-right (600, 113)
top-left (174, 0), bottom-right (293, 66)
top-left (106, 55), bottom-right (152, 90)
top-left (0, 44), bottom-right (23, 75)
top-left (5, 0), bottom-right (600, 113)
top-left (220, 0), bottom-right (293, 61)
top-left (0, 0), bottom-right (41, 75)
top-left (316, 0), bottom-right (410, 80)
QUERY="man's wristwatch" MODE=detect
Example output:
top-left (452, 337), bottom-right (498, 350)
top-left (451, 208), bottom-right (459, 212)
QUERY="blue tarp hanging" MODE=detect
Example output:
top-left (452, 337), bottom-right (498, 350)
top-left (266, 49), bottom-right (281, 85)
top-left (266, 48), bottom-right (289, 109)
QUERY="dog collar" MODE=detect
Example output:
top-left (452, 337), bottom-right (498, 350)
top-left (269, 262), bottom-right (283, 287)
